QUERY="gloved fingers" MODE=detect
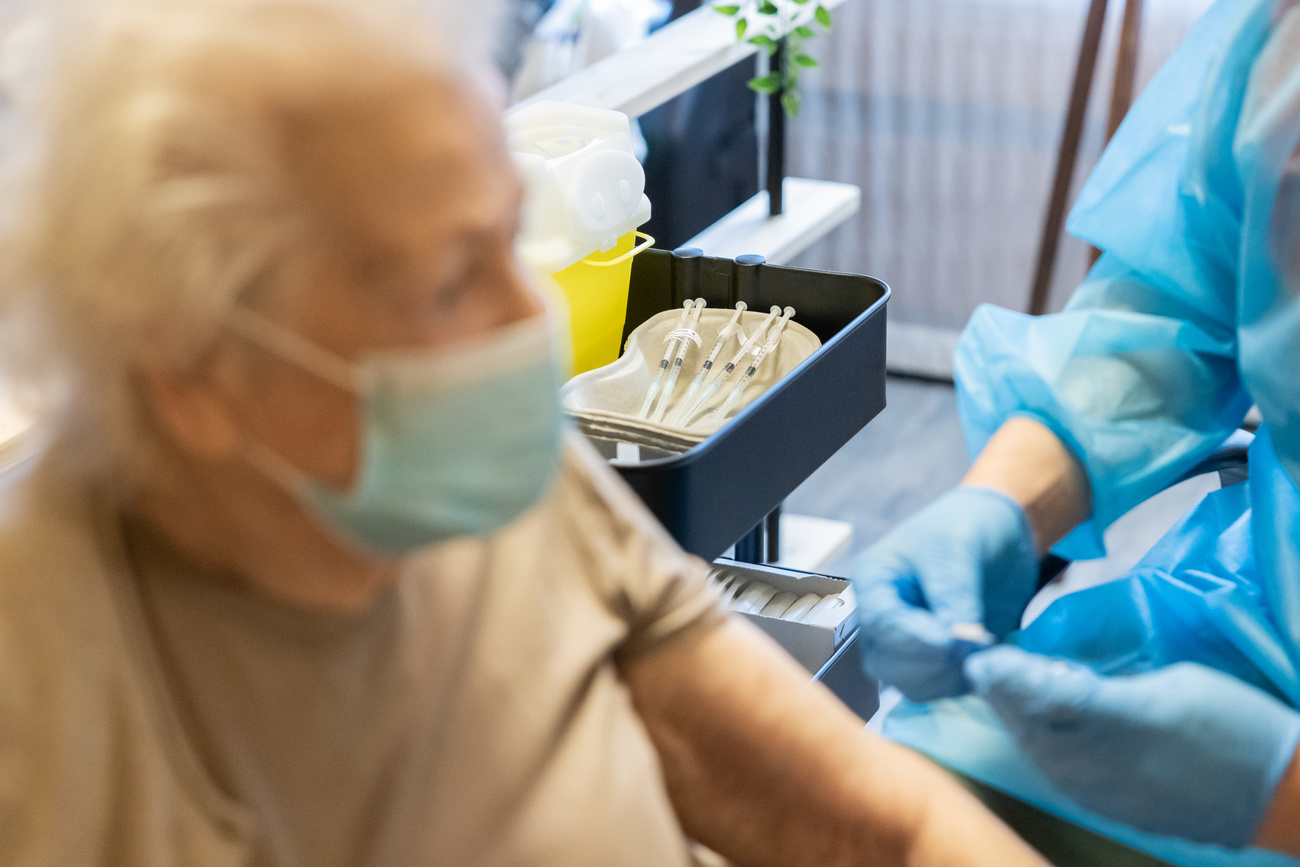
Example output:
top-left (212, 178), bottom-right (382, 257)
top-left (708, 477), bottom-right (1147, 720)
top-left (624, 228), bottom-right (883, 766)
top-left (968, 653), bottom-right (1300, 849)
top-left (980, 585), bottom-right (1033, 642)
top-left (937, 486), bottom-right (1038, 631)
top-left (856, 578), bottom-right (975, 701)
top-left (922, 567), bottom-right (984, 629)
top-left (965, 645), bottom-right (1102, 732)
top-left (850, 546), bottom-right (917, 591)
top-left (852, 542), bottom-right (983, 626)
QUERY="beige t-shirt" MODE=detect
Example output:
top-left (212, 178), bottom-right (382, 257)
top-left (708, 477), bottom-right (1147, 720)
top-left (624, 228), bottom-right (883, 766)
top-left (0, 434), bottom-right (725, 866)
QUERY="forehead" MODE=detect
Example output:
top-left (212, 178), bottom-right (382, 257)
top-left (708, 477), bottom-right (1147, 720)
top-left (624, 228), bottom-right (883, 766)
top-left (285, 73), bottom-right (517, 261)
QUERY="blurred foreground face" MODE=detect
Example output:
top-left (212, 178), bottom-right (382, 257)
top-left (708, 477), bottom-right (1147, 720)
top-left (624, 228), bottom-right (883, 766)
top-left (214, 76), bottom-right (544, 492)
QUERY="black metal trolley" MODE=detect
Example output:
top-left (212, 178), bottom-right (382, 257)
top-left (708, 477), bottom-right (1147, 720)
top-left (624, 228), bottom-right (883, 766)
top-left (581, 246), bottom-right (890, 719)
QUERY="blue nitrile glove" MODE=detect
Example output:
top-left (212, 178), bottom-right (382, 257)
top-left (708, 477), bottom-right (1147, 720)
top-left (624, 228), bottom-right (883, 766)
top-left (851, 486), bottom-right (1039, 702)
top-left (967, 645), bottom-right (1300, 849)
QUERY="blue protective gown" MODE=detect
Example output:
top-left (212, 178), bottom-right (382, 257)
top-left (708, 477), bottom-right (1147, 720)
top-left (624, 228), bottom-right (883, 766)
top-left (882, 1), bottom-right (1300, 863)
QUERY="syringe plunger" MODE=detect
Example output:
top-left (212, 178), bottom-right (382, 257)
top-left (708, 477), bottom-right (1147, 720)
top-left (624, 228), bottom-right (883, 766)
top-left (669, 301), bottom-right (747, 426)
top-left (638, 299), bottom-right (695, 419)
top-left (679, 305), bottom-right (781, 425)
top-left (649, 298), bottom-right (706, 422)
top-left (709, 306), bottom-right (795, 423)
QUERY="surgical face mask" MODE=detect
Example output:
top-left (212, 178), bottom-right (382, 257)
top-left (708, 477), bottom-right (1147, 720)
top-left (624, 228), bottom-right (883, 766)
top-left (227, 308), bottom-right (565, 555)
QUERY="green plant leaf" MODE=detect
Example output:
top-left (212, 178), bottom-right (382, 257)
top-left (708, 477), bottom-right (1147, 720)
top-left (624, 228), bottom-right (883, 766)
top-left (713, 3), bottom-right (740, 13)
top-left (747, 72), bottom-right (781, 94)
top-left (735, 17), bottom-right (748, 37)
top-left (781, 89), bottom-right (801, 116)
top-left (795, 25), bottom-right (815, 37)
top-left (794, 53), bottom-right (819, 67)
top-left (793, 0), bottom-right (811, 4)
top-left (747, 34), bottom-right (775, 48)
top-left (757, 0), bottom-right (779, 14)
top-left (814, 5), bottom-right (832, 27)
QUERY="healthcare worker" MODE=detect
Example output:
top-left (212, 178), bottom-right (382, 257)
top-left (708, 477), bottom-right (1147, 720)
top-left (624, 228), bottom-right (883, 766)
top-left (853, 0), bottom-right (1300, 863)
top-left (0, 0), bottom-right (1048, 864)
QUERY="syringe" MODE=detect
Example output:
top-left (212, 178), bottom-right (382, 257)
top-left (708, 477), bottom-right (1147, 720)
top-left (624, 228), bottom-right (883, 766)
top-left (638, 299), bottom-right (696, 419)
top-left (711, 306), bottom-right (795, 423)
top-left (679, 305), bottom-right (781, 426)
top-left (649, 298), bottom-right (706, 422)
top-left (668, 301), bottom-right (747, 426)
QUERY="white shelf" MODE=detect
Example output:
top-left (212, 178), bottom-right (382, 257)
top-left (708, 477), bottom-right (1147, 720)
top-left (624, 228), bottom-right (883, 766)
top-left (510, 0), bottom-right (848, 120)
top-left (775, 513), bottom-right (853, 572)
top-left (684, 177), bottom-right (859, 264)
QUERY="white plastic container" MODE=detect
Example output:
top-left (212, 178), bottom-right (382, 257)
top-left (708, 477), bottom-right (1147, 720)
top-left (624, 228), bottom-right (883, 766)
top-left (505, 100), bottom-right (652, 274)
top-left (505, 101), bottom-right (654, 373)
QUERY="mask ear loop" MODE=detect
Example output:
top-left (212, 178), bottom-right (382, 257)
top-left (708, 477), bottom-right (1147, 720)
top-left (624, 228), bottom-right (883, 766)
top-left (243, 437), bottom-right (312, 496)
top-left (224, 308), bottom-right (365, 498)
top-left (225, 307), bottom-right (362, 394)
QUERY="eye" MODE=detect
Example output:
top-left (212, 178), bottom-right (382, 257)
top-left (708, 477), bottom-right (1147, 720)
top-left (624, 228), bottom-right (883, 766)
top-left (420, 235), bottom-right (512, 328)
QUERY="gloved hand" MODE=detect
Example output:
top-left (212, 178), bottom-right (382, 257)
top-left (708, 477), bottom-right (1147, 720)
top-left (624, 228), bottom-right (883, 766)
top-left (967, 645), bottom-right (1300, 849)
top-left (851, 486), bottom-right (1039, 701)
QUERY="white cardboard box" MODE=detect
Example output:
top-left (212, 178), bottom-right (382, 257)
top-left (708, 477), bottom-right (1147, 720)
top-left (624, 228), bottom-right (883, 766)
top-left (712, 559), bottom-right (856, 673)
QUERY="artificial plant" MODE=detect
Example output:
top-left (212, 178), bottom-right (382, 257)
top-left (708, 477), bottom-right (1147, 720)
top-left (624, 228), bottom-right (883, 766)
top-left (712, 0), bottom-right (831, 116)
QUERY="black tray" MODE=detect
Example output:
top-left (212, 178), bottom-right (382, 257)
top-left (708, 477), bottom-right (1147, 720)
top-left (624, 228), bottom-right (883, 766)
top-left (814, 631), bottom-right (879, 721)
top-left (591, 248), bottom-right (889, 561)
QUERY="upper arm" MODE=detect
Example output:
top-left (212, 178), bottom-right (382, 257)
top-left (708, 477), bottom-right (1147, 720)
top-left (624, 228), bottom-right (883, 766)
top-left (956, 272), bottom-right (1249, 559)
top-left (620, 617), bottom-right (1050, 867)
top-left (955, 1), bottom-right (1274, 557)
top-left (618, 617), bottom-right (916, 866)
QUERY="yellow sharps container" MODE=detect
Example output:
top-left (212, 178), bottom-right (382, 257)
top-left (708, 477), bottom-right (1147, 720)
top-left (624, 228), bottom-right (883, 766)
top-left (506, 101), bottom-right (653, 375)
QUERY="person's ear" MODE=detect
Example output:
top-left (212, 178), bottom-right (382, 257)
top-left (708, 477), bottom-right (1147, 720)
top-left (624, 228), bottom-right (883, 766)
top-left (136, 361), bottom-right (244, 461)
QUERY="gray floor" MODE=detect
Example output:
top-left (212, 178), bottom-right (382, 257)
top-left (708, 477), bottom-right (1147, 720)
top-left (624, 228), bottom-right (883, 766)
top-left (785, 375), bottom-right (972, 575)
top-left (785, 375), bottom-right (1219, 600)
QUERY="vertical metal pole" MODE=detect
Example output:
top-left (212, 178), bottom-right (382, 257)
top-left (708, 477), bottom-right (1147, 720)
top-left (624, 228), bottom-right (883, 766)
top-left (734, 519), bottom-right (767, 564)
top-left (734, 42), bottom-right (785, 565)
top-left (764, 504), bottom-right (781, 563)
top-left (767, 40), bottom-right (787, 217)
top-left (756, 50), bottom-right (769, 196)
top-left (1027, 0), bottom-right (1108, 316)
top-left (734, 507), bottom-right (782, 565)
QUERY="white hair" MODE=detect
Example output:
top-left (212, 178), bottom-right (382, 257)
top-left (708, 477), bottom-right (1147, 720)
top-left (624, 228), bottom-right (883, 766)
top-left (0, 0), bottom-right (503, 481)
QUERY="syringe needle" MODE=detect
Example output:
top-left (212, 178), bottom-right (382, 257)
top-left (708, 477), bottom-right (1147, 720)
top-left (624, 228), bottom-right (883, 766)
top-left (681, 305), bottom-right (781, 425)
top-left (638, 300), bottom-right (695, 419)
top-left (712, 306), bottom-right (794, 423)
top-left (650, 297), bottom-right (706, 423)
top-left (669, 301), bottom-right (747, 426)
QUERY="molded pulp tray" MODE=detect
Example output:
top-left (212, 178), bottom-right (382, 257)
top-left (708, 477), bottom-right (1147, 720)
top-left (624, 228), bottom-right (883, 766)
top-left (590, 248), bottom-right (889, 561)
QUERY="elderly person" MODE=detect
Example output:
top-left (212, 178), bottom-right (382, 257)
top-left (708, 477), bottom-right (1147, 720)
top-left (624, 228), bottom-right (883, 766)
top-left (0, 0), bottom-right (1045, 864)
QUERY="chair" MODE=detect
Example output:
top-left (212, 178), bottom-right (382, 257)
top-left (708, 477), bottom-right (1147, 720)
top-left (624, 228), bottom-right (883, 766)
top-left (1029, 0), bottom-right (1146, 316)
